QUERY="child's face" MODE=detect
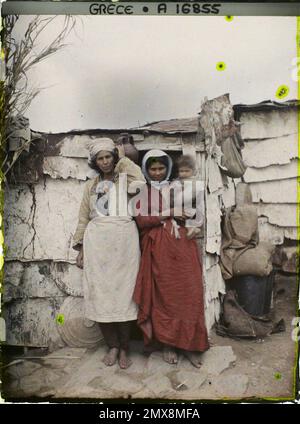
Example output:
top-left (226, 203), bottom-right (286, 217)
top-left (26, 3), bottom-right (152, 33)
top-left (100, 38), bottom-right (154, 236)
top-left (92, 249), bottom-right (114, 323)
top-left (178, 166), bottom-right (194, 179)
top-left (148, 162), bottom-right (167, 182)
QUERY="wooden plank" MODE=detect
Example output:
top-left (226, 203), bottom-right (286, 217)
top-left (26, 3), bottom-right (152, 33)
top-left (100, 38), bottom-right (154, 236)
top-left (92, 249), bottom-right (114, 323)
top-left (197, 152), bottom-right (206, 181)
top-left (207, 156), bottom-right (224, 194)
top-left (242, 134), bottom-right (298, 168)
top-left (240, 109), bottom-right (297, 139)
top-left (182, 137), bottom-right (196, 156)
top-left (136, 141), bottom-right (204, 152)
top-left (204, 299), bottom-right (221, 333)
top-left (206, 192), bottom-right (222, 233)
top-left (256, 203), bottom-right (298, 227)
top-left (244, 159), bottom-right (299, 183)
top-left (138, 134), bottom-right (181, 145)
top-left (206, 235), bottom-right (222, 255)
top-left (204, 264), bottom-right (225, 305)
top-left (258, 217), bottom-right (299, 241)
top-left (205, 253), bottom-right (219, 270)
top-left (257, 217), bottom-right (284, 245)
top-left (221, 178), bottom-right (236, 208)
top-left (249, 178), bottom-right (298, 204)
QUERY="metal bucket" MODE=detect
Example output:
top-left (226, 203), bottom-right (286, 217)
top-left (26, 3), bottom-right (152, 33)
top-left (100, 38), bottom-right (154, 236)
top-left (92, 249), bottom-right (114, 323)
top-left (231, 272), bottom-right (274, 316)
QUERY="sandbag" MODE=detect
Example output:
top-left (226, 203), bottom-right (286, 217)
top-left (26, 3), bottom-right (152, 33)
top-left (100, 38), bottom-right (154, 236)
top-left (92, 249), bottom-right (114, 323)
top-left (233, 242), bottom-right (274, 277)
top-left (229, 205), bottom-right (258, 245)
top-left (220, 205), bottom-right (259, 280)
top-left (235, 182), bottom-right (253, 206)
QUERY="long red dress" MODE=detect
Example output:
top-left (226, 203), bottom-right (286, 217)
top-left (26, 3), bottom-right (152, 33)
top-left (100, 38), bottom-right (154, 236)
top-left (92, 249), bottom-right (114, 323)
top-left (133, 185), bottom-right (209, 352)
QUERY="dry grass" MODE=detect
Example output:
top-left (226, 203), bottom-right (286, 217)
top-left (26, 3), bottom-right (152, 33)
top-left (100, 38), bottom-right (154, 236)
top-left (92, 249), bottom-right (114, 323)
top-left (0, 15), bottom-right (76, 178)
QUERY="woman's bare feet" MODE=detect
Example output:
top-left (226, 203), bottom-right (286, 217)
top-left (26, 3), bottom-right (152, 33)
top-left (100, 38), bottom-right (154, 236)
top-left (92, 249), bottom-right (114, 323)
top-left (163, 345), bottom-right (178, 364)
top-left (103, 347), bottom-right (119, 366)
top-left (182, 350), bottom-right (202, 368)
top-left (118, 349), bottom-right (132, 369)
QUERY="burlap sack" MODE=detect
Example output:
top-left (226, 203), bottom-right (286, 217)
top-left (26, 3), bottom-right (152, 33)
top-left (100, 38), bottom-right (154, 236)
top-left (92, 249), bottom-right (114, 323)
top-left (233, 242), bottom-right (274, 277)
top-left (235, 183), bottom-right (253, 206)
top-left (220, 133), bottom-right (247, 178)
top-left (216, 291), bottom-right (285, 339)
top-left (230, 205), bottom-right (258, 245)
top-left (220, 205), bottom-right (259, 280)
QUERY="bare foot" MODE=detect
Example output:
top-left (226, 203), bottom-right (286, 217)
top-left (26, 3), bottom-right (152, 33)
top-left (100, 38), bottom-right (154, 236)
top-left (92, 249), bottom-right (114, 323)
top-left (182, 350), bottom-right (202, 368)
top-left (103, 347), bottom-right (119, 366)
top-left (118, 349), bottom-right (132, 369)
top-left (163, 345), bottom-right (178, 364)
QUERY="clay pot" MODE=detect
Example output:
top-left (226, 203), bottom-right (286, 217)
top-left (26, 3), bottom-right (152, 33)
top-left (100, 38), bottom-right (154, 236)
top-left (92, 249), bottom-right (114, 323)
top-left (56, 297), bottom-right (103, 348)
top-left (117, 132), bottom-right (139, 164)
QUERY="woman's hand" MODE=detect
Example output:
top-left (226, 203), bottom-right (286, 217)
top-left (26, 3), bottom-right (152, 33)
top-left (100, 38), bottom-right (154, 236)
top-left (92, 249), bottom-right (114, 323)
top-left (116, 144), bottom-right (125, 158)
top-left (76, 247), bottom-right (84, 269)
top-left (186, 227), bottom-right (201, 240)
top-left (171, 208), bottom-right (189, 222)
top-left (159, 208), bottom-right (189, 221)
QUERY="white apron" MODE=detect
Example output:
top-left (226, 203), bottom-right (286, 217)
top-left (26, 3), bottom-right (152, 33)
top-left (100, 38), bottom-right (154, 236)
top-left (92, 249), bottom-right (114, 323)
top-left (82, 186), bottom-right (139, 322)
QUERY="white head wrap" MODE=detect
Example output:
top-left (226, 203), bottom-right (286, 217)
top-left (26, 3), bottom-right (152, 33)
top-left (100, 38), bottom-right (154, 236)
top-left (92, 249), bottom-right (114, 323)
top-left (141, 149), bottom-right (173, 188)
top-left (87, 138), bottom-right (116, 162)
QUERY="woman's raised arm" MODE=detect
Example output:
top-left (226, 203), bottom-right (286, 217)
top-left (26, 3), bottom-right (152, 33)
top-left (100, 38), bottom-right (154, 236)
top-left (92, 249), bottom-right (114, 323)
top-left (114, 156), bottom-right (146, 192)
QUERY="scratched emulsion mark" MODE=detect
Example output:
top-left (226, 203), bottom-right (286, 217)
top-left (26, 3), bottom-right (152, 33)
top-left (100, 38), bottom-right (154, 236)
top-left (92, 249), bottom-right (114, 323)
top-left (274, 372), bottom-right (282, 380)
top-left (216, 62), bottom-right (226, 71)
top-left (275, 85), bottom-right (290, 100)
top-left (225, 16), bottom-right (234, 22)
top-left (0, 317), bottom-right (5, 342)
top-left (296, 17), bottom-right (300, 404)
top-left (0, 223), bottom-right (3, 271)
top-left (56, 313), bottom-right (65, 326)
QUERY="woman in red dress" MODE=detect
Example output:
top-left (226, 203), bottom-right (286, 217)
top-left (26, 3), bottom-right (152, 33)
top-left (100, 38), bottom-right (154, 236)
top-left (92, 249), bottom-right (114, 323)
top-left (133, 150), bottom-right (209, 366)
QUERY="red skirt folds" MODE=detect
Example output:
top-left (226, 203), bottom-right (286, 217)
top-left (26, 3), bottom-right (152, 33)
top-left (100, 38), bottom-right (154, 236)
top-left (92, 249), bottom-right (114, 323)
top-left (133, 217), bottom-right (209, 352)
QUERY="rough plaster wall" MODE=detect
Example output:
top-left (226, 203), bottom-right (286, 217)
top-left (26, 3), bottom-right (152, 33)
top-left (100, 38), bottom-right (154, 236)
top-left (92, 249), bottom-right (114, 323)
top-left (3, 261), bottom-right (66, 347)
top-left (5, 178), bottom-right (84, 262)
top-left (4, 170), bottom-right (87, 346)
top-left (43, 157), bottom-right (90, 180)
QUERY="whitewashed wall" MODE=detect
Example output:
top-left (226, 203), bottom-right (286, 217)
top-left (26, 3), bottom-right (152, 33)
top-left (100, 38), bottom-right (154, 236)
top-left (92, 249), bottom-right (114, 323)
top-left (240, 107), bottom-right (299, 245)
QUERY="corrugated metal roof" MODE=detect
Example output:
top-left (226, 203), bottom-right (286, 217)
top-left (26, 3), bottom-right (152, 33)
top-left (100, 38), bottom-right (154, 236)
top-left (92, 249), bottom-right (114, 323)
top-left (32, 100), bottom-right (298, 136)
top-left (136, 100), bottom-right (299, 134)
top-left (233, 99), bottom-right (299, 113)
top-left (131, 117), bottom-right (199, 134)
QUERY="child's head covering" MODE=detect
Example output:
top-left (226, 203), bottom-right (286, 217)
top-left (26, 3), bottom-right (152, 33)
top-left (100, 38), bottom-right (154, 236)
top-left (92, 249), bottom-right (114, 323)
top-left (142, 149), bottom-right (173, 187)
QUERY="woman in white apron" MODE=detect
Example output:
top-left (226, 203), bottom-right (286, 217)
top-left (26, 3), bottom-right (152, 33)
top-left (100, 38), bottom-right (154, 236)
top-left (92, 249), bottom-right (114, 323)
top-left (73, 138), bottom-right (145, 369)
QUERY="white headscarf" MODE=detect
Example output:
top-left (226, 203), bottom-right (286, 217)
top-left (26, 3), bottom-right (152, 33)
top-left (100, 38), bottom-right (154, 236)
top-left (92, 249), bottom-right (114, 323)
top-left (87, 138), bottom-right (115, 163)
top-left (142, 149), bottom-right (181, 238)
top-left (141, 149), bottom-right (173, 188)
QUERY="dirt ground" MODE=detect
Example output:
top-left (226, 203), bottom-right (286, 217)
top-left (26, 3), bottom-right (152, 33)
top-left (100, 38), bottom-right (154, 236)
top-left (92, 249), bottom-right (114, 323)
top-left (1, 272), bottom-right (299, 402)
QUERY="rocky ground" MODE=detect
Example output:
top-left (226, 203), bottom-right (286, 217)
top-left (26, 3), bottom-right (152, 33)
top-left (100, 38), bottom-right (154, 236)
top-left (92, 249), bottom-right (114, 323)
top-left (1, 273), bottom-right (299, 402)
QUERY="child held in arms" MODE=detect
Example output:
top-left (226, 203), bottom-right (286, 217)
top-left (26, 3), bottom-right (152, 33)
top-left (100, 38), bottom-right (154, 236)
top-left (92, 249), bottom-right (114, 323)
top-left (169, 155), bottom-right (204, 239)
